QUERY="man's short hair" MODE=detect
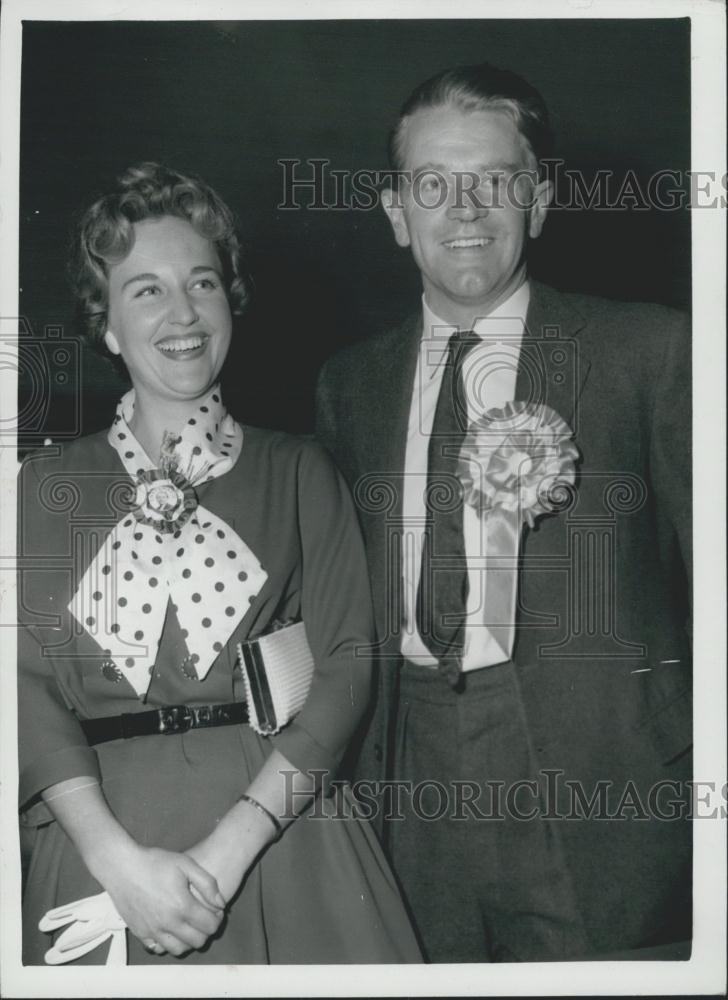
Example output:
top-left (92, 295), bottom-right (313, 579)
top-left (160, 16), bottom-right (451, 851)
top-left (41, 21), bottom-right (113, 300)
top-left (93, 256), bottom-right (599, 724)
top-left (388, 63), bottom-right (553, 176)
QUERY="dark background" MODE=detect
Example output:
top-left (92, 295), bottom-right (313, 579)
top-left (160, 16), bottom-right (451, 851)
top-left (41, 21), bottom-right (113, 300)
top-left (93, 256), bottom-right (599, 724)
top-left (18, 18), bottom-right (691, 448)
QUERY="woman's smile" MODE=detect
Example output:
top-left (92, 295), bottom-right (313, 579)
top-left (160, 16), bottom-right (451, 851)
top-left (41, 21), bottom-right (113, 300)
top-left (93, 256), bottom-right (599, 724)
top-left (105, 215), bottom-right (233, 409)
top-left (156, 332), bottom-right (210, 358)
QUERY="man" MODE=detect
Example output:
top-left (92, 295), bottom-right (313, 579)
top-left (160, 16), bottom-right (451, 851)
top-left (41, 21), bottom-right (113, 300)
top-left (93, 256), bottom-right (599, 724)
top-left (316, 64), bottom-right (691, 962)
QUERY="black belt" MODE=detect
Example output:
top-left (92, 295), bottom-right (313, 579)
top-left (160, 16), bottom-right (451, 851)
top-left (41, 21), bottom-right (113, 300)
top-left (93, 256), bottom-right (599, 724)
top-left (80, 702), bottom-right (249, 746)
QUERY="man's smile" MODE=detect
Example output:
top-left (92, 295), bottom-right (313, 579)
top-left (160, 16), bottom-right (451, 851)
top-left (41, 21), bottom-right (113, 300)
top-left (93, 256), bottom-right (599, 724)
top-left (443, 237), bottom-right (495, 250)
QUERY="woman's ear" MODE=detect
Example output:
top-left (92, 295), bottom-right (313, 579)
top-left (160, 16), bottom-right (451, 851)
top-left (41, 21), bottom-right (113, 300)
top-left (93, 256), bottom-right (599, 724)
top-left (104, 330), bottom-right (121, 355)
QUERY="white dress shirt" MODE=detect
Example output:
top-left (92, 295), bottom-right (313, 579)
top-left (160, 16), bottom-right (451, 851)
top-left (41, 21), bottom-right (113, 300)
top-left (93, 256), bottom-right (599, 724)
top-left (400, 282), bottom-right (530, 671)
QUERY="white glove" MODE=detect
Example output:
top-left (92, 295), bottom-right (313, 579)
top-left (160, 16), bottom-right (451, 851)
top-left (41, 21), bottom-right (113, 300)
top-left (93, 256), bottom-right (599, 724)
top-left (39, 891), bottom-right (127, 965)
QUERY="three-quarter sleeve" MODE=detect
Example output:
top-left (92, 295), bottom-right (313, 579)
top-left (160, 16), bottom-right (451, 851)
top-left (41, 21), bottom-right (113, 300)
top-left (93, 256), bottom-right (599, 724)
top-left (272, 442), bottom-right (374, 777)
top-left (17, 453), bottom-right (100, 812)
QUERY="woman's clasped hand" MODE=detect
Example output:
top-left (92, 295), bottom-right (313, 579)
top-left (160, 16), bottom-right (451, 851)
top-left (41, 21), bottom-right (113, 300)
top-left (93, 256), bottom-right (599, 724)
top-left (99, 846), bottom-right (226, 957)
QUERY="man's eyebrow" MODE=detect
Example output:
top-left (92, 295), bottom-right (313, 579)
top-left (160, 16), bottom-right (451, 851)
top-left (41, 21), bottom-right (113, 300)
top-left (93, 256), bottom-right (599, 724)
top-left (410, 160), bottom-right (524, 176)
top-left (121, 265), bottom-right (222, 292)
top-left (480, 161), bottom-right (524, 174)
top-left (409, 162), bottom-right (449, 177)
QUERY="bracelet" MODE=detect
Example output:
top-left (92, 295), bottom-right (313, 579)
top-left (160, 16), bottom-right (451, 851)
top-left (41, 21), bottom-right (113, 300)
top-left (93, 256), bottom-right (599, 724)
top-left (238, 793), bottom-right (283, 841)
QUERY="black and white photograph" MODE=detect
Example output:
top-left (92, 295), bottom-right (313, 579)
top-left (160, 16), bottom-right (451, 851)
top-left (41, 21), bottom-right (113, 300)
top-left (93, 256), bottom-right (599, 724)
top-left (0, 1), bottom-right (725, 996)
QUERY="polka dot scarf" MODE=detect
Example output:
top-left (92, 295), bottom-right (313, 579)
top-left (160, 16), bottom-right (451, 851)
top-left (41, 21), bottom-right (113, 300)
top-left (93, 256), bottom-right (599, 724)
top-left (68, 386), bottom-right (268, 699)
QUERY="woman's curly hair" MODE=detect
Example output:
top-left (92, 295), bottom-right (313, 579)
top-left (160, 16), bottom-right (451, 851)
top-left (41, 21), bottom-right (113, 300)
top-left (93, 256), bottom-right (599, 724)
top-left (71, 162), bottom-right (250, 349)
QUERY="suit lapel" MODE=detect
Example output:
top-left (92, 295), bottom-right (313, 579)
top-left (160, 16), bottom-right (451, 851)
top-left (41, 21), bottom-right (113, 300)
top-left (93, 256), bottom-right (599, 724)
top-left (360, 313), bottom-right (421, 486)
top-left (367, 288), bottom-right (590, 508)
top-left (363, 290), bottom-right (591, 645)
top-left (517, 281), bottom-right (591, 432)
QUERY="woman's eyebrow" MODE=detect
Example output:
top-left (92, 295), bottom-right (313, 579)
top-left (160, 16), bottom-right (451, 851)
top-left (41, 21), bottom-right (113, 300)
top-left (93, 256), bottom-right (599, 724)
top-left (190, 265), bottom-right (223, 277)
top-left (121, 265), bottom-right (222, 291)
top-left (121, 271), bottom-right (158, 291)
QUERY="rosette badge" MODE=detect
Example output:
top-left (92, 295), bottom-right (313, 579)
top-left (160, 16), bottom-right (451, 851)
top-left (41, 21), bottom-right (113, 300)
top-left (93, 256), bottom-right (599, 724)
top-left (133, 469), bottom-right (198, 533)
top-left (458, 400), bottom-right (579, 528)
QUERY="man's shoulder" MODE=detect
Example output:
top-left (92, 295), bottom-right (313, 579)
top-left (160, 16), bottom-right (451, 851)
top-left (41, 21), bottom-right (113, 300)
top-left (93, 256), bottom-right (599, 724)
top-left (538, 283), bottom-right (689, 335)
top-left (531, 283), bottom-right (690, 373)
top-left (319, 312), bottom-right (420, 384)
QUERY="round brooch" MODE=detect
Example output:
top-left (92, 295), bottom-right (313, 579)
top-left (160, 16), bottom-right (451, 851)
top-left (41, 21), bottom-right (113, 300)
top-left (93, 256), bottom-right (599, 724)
top-left (133, 469), bottom-right (198, 532)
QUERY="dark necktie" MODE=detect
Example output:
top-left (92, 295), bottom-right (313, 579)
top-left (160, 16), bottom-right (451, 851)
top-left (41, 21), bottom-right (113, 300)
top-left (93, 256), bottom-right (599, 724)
top-left (416, 330), bottom-right (479, 685)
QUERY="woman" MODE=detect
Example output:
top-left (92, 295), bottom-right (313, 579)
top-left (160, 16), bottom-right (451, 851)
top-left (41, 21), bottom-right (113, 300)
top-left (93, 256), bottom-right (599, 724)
top-left (18, 163), bottom-right (421, 964)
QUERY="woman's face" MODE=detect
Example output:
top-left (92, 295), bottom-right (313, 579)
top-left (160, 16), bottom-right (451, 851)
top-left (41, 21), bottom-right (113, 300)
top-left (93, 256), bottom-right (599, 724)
top-left (105, 215), bottom-right (232, 407)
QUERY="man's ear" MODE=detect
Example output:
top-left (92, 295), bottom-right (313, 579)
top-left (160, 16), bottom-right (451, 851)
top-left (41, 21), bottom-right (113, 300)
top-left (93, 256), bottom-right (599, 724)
top-left (381, 186), bottom-right (411, 248)
top-left (528, 177), bottom-right (553, 240)
top-left (104, 330), bottom-right (121, 356)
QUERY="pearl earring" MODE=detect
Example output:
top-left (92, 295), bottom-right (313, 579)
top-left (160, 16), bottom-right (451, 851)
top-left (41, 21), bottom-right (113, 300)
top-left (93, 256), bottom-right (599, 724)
top-left (104, 330), bottom-right (121, 356)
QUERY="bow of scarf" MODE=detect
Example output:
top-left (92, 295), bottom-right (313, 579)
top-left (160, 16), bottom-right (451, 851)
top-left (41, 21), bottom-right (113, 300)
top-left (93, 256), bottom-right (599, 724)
top-left (69, 388), bottom-right (268, 699)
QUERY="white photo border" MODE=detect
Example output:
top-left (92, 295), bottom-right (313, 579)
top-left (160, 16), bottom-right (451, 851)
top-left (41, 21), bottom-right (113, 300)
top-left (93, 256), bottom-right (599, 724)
top-left (1, 1), bottom-right (725, 996)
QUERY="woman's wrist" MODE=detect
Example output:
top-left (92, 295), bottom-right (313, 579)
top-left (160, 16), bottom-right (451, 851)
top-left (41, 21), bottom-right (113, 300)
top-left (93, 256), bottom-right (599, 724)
top-left (237, 793), bottom-right (282, 841)
top-left (41, 777), bottom-right (142, 889)
top-left (217, 795), bottom-right (281, 860)
top-left (185, 799), bottom-right (273, 897)
top-left (84, 828), bottom-right (142, 888)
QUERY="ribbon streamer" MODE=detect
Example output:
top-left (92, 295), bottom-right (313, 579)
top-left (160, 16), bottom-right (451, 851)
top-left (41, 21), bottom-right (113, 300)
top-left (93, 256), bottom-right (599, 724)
top-left (458, 400), bottom-right (579, 663)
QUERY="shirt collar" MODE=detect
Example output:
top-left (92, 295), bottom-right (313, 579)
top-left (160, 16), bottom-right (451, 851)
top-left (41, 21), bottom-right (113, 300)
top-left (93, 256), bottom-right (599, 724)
top-left (421, 281), bottom-right (531, 379)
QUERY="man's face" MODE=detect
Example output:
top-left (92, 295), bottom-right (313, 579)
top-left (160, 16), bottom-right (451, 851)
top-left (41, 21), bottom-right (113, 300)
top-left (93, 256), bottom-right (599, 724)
top-left (382, 104), bottom-right (552, 326)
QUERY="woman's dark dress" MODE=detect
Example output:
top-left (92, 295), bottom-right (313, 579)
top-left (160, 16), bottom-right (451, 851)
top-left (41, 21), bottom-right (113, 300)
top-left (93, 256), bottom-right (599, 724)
top-left (18, 427), bottom-right (421, 964)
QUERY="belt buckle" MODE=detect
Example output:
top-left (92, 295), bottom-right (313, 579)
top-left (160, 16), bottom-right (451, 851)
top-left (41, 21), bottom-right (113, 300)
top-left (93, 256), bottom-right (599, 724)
top-left (157, 705), bottom-right (193, 734)
top-left (193, 705), bottom-right (213, 727)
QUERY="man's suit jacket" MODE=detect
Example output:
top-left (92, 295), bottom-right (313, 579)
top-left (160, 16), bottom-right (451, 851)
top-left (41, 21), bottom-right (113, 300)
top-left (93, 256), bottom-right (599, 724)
top-left (315, 281), bottom-right (692, 953)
